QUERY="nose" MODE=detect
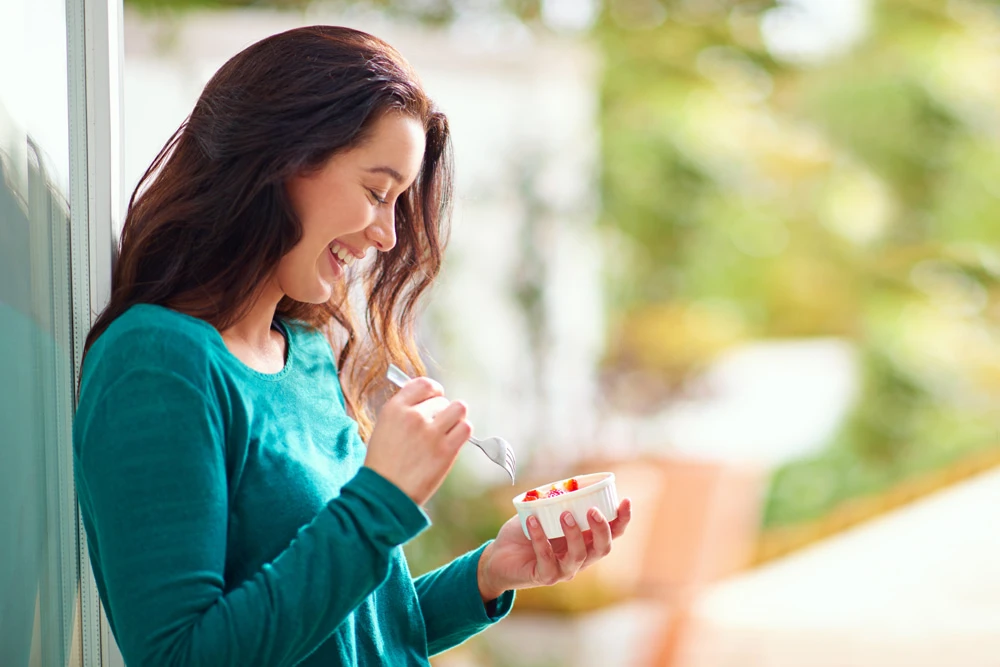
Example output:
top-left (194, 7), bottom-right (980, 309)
top-left (365, 208), bottom-right (397, 252)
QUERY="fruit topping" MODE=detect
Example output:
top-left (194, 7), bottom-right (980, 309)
top-left (522, 477), bottom-right (581, 501)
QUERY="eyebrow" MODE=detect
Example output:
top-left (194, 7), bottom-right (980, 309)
top-left (366, 166), bottom-right (405, 183)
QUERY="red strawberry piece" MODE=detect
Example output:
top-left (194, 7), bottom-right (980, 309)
top-left (564, 478), bottom-right (579, 492)
top-left (523, 489), bottom-right (540, 502)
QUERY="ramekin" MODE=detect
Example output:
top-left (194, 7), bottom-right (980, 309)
top-left (512, 472), bottom-right (619, 539)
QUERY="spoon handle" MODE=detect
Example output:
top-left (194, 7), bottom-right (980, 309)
top-left (386, 363), bottom-right (411, 389)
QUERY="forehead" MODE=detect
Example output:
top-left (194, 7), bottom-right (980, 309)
top-left (347, 113), bottom-right (425, 180)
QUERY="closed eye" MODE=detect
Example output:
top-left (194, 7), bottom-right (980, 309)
top-left (368, 189), bottom-right (389, 206)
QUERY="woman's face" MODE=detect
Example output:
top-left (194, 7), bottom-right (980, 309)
top-left (278, 112), bottom-right (425, 303)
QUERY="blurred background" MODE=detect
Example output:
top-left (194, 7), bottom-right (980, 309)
top-left (122, 0), bottom-right (1000, 665)
top-left (4, 0), bottom-right (999, 665)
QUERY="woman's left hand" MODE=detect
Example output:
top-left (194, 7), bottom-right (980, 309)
top-left (476, 498), bottom-right (633, 601)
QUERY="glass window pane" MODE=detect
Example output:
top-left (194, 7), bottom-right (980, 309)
top-left (0, 0), bottom-right (84, 663)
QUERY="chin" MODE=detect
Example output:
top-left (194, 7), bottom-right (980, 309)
top-left (303, 287), bottom-right (334, 305)
top-left (283, 280), bottom-right (334, 305)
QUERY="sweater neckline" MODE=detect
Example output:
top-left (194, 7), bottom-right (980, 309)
top-left (135, 303), bottom-right (296, 382)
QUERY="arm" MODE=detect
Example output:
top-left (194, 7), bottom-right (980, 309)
top-left (412, 542), bottom-right (515, 656)
top-left (74, 367), bottom-right (428, 667)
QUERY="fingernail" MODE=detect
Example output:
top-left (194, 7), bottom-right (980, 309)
top-left (564, 512), bottom-right (576, 527)
top-left (590, 508), bottom-right (602, 522)
top-left (528, 516), bottom-right (539, 528)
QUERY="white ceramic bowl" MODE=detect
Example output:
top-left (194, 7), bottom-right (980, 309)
top-left (512, 472), bottom-right (619, 539)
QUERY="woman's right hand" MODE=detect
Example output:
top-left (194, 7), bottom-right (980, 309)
top-left (363, 376), bottom-right (471, 506)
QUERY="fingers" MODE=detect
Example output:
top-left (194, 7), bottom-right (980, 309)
top-left (526, 516), bottom-right (561, 585)
top-left (441, 412), bottom-right (473, 450)
top-left (521, 500), bottom-right (633, 588)
top-left (587, 507), bottom-right (614, 558)
top-left (394, 379), bottom-right (472, 436)
top-left (393, 376), bottom-right (444, 406)
top-left (608, 498), bottom-right (632, 539)
top-left (412, 395), bottom-right (451, 421)
top-left (559, 512), bottom-right (588, 575)
top-left (578, 500), bottom-right (632, 570)
top-left (433, 399), bottom-right (470, 435)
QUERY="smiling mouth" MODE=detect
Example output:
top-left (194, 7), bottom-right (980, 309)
top-left (328, 241), bottom-right (358, 267)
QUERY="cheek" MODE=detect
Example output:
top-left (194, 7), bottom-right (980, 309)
top-left (276, 236), bottom-right (326, 281)
top-left (298, 192), bottom-right (371, 243)
top-left (273, 250), bottom-right (305, 285)
top-left (272, 244), bottom-right (332, 302)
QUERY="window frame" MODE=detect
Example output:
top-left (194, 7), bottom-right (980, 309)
top-left (66, 0), bottom-right (124, 664)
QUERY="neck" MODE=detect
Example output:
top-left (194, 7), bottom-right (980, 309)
top-left (220, 280), bottom-right (285, 349)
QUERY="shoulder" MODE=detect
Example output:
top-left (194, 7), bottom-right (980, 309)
top-left (74, 306), bottom-right (230, 471)
top-left (81, 304), bottom-right (225, 399)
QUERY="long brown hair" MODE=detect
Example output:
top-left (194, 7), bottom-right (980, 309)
top-left (83, 26), bottom-right (453, 440)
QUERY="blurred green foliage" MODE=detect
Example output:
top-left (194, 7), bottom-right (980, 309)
top-left (126, 0), bottom-right (308, 12)
top-left (594, 0), bottom-right (1000, 527)
top-left (124, 0), bottom-right (547, 24)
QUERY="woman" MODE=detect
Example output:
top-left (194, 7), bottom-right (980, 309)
top-left (73, 25), bottom-right (631, 666)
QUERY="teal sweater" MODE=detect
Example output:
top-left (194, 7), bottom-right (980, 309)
top-left (73, 304), bottom-right (513, 666)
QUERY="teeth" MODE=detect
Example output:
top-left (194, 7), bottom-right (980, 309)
top-left (330, 242), bottom-right (356, 266)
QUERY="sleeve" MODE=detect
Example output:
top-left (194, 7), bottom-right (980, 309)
top-left (74, 366), bottom-right (429, 667)
top-left (413, 542), bottom-right (515, 656)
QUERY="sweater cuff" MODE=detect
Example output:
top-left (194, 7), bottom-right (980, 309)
top-left (335, 467), bottom-right (431, 547)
